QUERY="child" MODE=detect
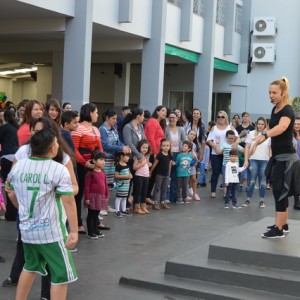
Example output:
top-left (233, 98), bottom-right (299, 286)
top-left (84, 152), bottom-right (109, 239)
top-left (197, 144), bottom-right (210, 187)
top-left (224, 149), bottom-right (246, 209)
top-left (61, 110), bottom-right (79, 152)
top-left (216, 130), bottom-right (244, 197)
top-left (133, 139), bottom-right (152, 214)
top-left (176, 141), bottom-right (194, 204)
top-left (187, 130), bottom-right (201, 201)
top-left (150, 139), bottom-right (173, 209)
top-left (114, 152), bottom-right (132, 217)
top-left (7, 128), bottom-right (78, 300)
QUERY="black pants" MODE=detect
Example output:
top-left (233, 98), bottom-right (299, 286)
top-left (133, 176), bottom-right (149, 204)
top-left (75, 164), bottom-right (87, 227)
top-left (146, 155), bottom-right (156, 198)
top-left (86, 209), bottom-right (100, 236)
top-left (1, 158), bottom-right (17, 221)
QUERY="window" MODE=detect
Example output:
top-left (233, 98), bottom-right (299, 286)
top-left (168, 91), bottom-right (193, 113)
top-left (216, 0), bottom-right (226, 26)
top-left (235, 4), bottom-right (243, 34)
top-left (168, 0), bottom-right (182, 8)
top-left (193, 0), bottom-right (205, 17)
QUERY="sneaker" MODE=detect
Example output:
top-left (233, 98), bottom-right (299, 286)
top-left (165, 199), bottom-right (170, 204)
top-left (183, 199), bottom-right (190, 204)
top-left (2, 277), bottom-right (17, 287)
top-left (95, 230), bottom-right (105, 238)
top-left (176, 200), bottom-right (184, 205)
top-left (87, 234), bottom-right (98, 240)
top-left (100, 210), bottom-right (108, 216)
top-left (267, 224), bottom-right (289, 233)
top-left (262, 226), bottom-right (284, 238)
top-left (233, 204), bottom-right (241, 209)
top-left (115, 211), bottom-right (123, 218)
top-left (120, 210), bottom-right (132, 216)
top-left (98, 215), bottom-right (103, 221)
top-left (194, 193), bottom-right (201, 201)
top-left (200, 183), bottom-right (207, 187)
top-left (224, 204), bottom-right (230, 209)
top-left (259, 201), bottom-right (266, 208)
top-left (197, 183), bottom-right (201, 188)
top-left (107, 206), bottom-right (116, 213)
top-left (70, 247), bottom-right (78, 253)
top-left (243, 200), bottom-right (250, 207)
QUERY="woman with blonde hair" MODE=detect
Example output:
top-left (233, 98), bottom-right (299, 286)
top-left (207, 110), bottom-right (240, 198)
top-left (254, 77), bottom-right (300, 238)
top-left (243, 117), bottom-right (271, 208)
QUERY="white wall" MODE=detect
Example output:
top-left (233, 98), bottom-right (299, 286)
top-left (93, 0), bottom-right (152, 38)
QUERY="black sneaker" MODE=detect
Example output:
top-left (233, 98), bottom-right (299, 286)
top-left (262, 226), bottom-right (284, 238)
top-left (95, 230), bottom-right (105, 238)
top-left (2, 277), bottom-right (17, 287)
top-left (200, 183), bottom-right (207, 187)
top-left (87, 234), bottom-right (98, 240)
top-left (115, 211), bottom-right (123, 218)
top-left (120, 210), bottom-right (132, 216)
top-left (267, 224), bottom-right (289, 233)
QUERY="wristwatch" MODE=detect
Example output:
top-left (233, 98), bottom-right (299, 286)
top-left (261, 131), bottom-right (268, 139)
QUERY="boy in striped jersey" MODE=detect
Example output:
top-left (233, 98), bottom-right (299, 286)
top-left (7, 128), bottom-right (78, 300)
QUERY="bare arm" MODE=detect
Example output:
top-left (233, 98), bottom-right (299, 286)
top-left (7, 190), bottom-right (19, 209)
top-left (65, 160), bottom-right (79, 196)
top-left (61, 194), bottom-right (78, 249)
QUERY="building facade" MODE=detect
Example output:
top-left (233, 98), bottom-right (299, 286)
top-left (0, 0), bottom-right (299, 124)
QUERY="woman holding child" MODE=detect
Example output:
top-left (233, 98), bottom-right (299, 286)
top-left (207, 110), bottom-right (239, 198)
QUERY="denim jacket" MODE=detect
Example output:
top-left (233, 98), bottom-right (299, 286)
top-left (99, 123), bottom-right (124, 158)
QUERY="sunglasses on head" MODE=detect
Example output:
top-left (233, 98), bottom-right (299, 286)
top-left (217, 116), bottom-right (225, 119)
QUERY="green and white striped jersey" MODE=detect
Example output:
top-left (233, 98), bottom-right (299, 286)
top-left (8, 157), bottom-right (73, 244)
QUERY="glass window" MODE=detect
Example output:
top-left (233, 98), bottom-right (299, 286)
top-left (216, 0), bottom-right (226, 26)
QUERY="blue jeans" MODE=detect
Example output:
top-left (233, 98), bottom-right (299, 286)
top-left (210, 154), bottom-right (223, 193)
top-left (197, 162), bottom-right (206, 184)
top-left (246, 159), bottom-right (268, 199)
top-left (225, 183), bottom-right (238, 205)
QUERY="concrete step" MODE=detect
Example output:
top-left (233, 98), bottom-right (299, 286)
top-left (120, 264), bottom-right (299, 300)
top-left (208, 217), bottom-right (300, 271)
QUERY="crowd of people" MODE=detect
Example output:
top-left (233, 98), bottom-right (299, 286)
top-left (1, 77), bottom-right (300, 298)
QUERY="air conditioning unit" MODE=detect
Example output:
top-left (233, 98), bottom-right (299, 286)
top-left (252, 43), bottom-right (276, 63)
top-left (253, 17), bottom-right (277, 36)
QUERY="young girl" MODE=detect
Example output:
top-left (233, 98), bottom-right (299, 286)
top-left (133, 139), bottom-right (152, 214)
top-left (150, 139), bottom-right (174, 209)
top-left (187, 129), bottom-right (201, 201)
top-left (84, 152), bottom-right (109, 239)
top-left (176, 141), bottom-right (194, 204)
top-left (114, 152), bottom-right (132, 217)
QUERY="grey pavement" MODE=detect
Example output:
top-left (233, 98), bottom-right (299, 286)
top-left (1, 184), bottom-right (299, 300)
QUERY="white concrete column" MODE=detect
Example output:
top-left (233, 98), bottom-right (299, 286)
top-left (52, 51), bottom-right (63, 102)
top-left (193, 0), bottom-right (217, 125)
top-left (114, 63), bottom-right (130, 110)
top-left (62, 0), bottom-right (93, 111)
top-left (140, 0), bottom-right (167, 112)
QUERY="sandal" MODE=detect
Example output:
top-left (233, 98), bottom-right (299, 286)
top-left (97, 224), bottom-right (110, 230)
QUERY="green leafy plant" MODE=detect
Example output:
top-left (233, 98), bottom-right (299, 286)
top-left (292, 97), bottom-right (300, 115)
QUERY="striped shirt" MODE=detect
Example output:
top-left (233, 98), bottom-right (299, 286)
top-left (8, 157), bottom-right (73, 244)
top-left (115, 163), bottom-right (131, 197)
top-left (71, 123), bottom-right (103, 166)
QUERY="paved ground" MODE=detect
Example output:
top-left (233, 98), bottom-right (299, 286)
top-left (1, 183), bottom-right (299, 300)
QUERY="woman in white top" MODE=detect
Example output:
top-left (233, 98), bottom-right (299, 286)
top-left (243, 117), bottom-right (271, 208)
top-left (207, 110), bottom-right (240, 198)
top-left (165, 111), bottom-right (186, 202)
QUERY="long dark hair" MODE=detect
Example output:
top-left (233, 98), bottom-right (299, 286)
top-left (4, 110), bottom-right (19, 128)
top-left (120, 107), bottom-right (144, 132)
top-left (30, 117), bottom-right (74, 164)
top-left (152, 105), bottom-right (167, 132)
top-left (192, 108), bottom-right (205, 144)
top-left (45, 98), bottom-right (61, 127)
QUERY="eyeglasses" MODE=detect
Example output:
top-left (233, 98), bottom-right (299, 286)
top-left (217, 116), bottom-right (225, 119)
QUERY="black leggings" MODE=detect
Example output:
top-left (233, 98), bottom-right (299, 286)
top-left (86, 209), bottom-right (100, 236)
top-left (75, 164), bottom-right (87, 227)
